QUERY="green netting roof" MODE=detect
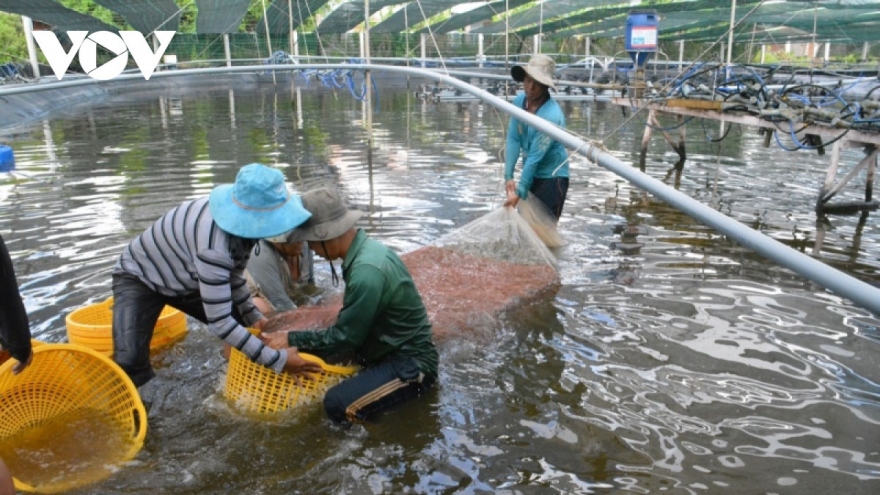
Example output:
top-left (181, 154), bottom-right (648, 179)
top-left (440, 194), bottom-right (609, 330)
top-left (93, 0), bottom-right (180, 33)
top-left (257, 0), bottom-right (332, 35)
top-left (371, 0), bottom-right (458, 33)
top-left (1, 1), bottom-right (879, 42)
top-left (0, 0), bottom-right (116, 32)
top-left (474, 0), bottom-right (627, 34)
top-left (195, 0), bottom-right (252, 34)
top-left (475, 0), bottom-right (761, 37)
top-left (318, 0), bottom-right (406, 34)
top-left (416, 0), bottom-right (532, 35)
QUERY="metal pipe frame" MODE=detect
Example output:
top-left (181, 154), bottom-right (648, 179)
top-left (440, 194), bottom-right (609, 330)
top-left (3, 62), bottom-right (880, 315)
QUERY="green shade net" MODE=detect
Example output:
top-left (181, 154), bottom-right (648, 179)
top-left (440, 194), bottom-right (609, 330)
top-left (318, 0), bottom-right (406, 34)
top-left (418, 0), bottom-right (532, 35)
top-left (195, 0), bottom-right (252, 33)
top-left (1, 0), bottom-right (878, 43)
top-left (372, 0), bottom-right (460, 33)
top-left (94, 0), bottom-right (180, 33)
top-left (0, 0), bottom-right (117, 32)
top-left (474, 0), bottom-right (631, 34)
top-left (257, 0), bottom-right (332, 35)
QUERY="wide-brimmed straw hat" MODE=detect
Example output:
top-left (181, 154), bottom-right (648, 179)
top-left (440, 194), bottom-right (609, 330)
top-left (511, 54), bottom-right (556, 90)
top-left (287, 187), bottom-right (363, 242)
top-left (209, 163), bottom-right (311, 240)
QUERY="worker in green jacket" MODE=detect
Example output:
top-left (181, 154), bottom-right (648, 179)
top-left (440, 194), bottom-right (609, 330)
top-left (261, 187), bottom-right (438, 423)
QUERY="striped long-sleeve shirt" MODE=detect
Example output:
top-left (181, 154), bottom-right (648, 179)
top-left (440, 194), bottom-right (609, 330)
top-left (113, 197), bottom-right (287, 373)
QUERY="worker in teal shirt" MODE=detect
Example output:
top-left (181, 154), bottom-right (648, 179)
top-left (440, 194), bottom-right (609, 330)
top-left (504, 54), bottom-right (570, 220)
top-left (262, 187), bottom-right (438, 423)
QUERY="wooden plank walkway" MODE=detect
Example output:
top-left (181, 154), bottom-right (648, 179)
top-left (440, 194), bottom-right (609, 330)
top-left (612, 97), bottom-right (880, 215)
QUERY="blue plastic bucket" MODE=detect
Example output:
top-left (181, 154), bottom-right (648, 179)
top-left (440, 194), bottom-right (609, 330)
top-left (625, 10), bottom-right (659, 67)
top-left (0, 145), bottom-right (14, 172)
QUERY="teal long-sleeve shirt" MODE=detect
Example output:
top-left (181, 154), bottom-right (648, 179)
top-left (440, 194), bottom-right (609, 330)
top-left (287, 230), bottom-right (438, 378)
top-left (504, 92), bottom-right (569, 199)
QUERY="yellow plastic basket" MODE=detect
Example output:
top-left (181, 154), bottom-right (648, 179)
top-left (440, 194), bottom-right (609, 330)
top-left (0, 342), bottom-right (147, 494)
top-left (224, 335), bottom-right (358, 415)
top-left (65, 297), bottom-right (187, 356)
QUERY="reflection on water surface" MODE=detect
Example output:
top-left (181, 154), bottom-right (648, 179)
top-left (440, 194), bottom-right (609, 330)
top-left (1, 77), bottom-right (879, 494)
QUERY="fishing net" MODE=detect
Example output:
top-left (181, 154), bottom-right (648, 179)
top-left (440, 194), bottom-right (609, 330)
top-left (266, 205), bottom-right (560, 342)
top-left (435, 199), bottom-right (560, 264)
top-left (517, 196), bottom-right (565, 249)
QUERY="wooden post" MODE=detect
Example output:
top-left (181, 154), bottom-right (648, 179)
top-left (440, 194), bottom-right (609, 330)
top-left (288, 0), bottom-right (294, 56)
top-left (260, 0), bottom-right (276, 85)
top-left (677, 115), bottom-right (687, 170)
top-left (867, 148), bottom-right (877, 203)
top-left (761, 128), bottom-right (772, 148)
top-left (649, 112), bottom-right (687, 169)
top-left (818, 146), bottom-right (880, 213)
top-left (678, 40), bottom-right (684, 69)
top-left (817, 140), bottom-right (842, 215)
top-left (639, 109), bottom-right (654, 170)
top-left (421, 33), bottom-right (427, 67)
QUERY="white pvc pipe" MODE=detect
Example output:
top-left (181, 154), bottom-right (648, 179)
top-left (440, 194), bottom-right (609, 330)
top-left (224, 34), bottom-right (231, 67)
top-left (678, 40), bottom-right (685, 68)
top-left (420, 33), bottom-right (427, 68)
top-left (726, 0), bottom-right (736, 66)
top-left (288, 0), bottom-right (294, 55)
top-left (22, 16), bottom-right (40, 78)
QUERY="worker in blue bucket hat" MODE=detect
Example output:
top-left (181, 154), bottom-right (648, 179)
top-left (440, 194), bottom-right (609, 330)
top-left (260, 187), bottom-right (438, 424)
top-left (111, 163), bottom-right (322, 388)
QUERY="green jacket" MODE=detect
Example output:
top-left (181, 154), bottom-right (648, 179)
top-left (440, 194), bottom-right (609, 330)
top-left (288, 230), bottom-right (438, 378)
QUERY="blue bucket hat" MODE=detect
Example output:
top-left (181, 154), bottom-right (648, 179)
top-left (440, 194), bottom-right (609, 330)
top-left (208, 163), bottom-right (311, 239)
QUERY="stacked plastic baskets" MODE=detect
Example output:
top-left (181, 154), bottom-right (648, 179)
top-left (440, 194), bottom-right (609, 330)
top-left (65, 297), bottom-right (187, 356)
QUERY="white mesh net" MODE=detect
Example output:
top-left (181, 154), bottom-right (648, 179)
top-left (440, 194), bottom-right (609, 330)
top-left (435, 204), bottom-right (558, 267)
top-left (517, 196), bottom-right (565, 249)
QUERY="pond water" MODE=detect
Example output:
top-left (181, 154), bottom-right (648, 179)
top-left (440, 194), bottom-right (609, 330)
top-left (2, 74), bottom-right (880, 494)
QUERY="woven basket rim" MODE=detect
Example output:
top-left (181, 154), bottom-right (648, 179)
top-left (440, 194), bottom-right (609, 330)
top-left (66, 297), bottom-right (182, 331)
top-left (299, 352), bottom-right (359, 375)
